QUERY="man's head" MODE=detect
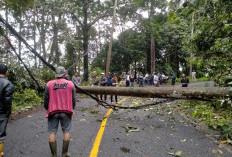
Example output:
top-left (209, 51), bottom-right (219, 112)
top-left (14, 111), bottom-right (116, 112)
top-left (101, 72), bottom-right (105, 77)
top-left (74, 72), bottom-right (78, 77)
top-left (182, 74), bottom-right (186, 78)
top-left (92, 71), bottom-right (97, 77)
top-left (64, 70), bottom-right (69, 75)
top-left (0, 64), bottom-right (8, 75)
top-left (55, 66), bottom-right (65, 78)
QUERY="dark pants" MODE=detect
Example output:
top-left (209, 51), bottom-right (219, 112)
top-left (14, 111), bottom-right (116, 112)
top-left (126, 81), bottom-right (130, 87)
top-left (0, 118), bottom-right (8, 143)
top-left (111, 95), bottom-right (118, 103)
top-left (138, 79), bottom-right (143, 87)
top-left (48, 113), bottom-right (72, 133)
top-left (100, 94), bottom-right (107, 101)
top-left (171, 79), bottom-right (175, 85)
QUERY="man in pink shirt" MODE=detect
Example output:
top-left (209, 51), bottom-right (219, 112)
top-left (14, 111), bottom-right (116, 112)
top-left (44, 66), bottom-right (76, 157)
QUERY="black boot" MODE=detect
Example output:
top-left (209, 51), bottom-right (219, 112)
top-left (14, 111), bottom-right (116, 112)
top-left (62, 140), bottom-right (70, 157)
top-left (49, 141), bottom-right (57, 157)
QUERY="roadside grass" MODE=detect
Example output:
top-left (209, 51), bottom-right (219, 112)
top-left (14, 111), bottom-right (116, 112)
top-left (168, 77), bottom-right (210, 84)
top-left (177, 100), bottom-right (232, 143)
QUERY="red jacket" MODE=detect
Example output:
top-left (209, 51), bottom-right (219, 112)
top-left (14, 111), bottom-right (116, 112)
top-left (44, 78), bottom-right (76, 117)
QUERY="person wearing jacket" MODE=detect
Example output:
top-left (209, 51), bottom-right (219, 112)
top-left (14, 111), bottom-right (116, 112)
top-left (110, 74), bottom-right (118, 104)
top-left (99, 73), bottom-right (107, 101)
top-left (44, 66), bottom-right (76, 157)
top-left (0, 64), bottom-right (14, 157)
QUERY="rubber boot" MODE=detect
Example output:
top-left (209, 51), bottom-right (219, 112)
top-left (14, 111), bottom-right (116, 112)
top-left (0, 143), bottom-right (4, 157)
top-left (49, 141), bottom-right (57, 157)
top-left (62, 140), bottom-right (70, 157)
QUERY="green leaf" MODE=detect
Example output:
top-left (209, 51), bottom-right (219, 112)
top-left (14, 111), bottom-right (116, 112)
top-left (0, 26), bottom-right (4, 35)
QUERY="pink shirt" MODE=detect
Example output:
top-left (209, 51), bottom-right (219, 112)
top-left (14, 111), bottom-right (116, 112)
top-left (46, 79), bottom-right (74, 117)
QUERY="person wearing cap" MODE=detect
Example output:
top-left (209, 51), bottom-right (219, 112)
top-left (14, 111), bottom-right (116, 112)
top-left (0, 64), bottom-right (14, 157)
top-left (99, 73), bottom-right (107, 101)
top-left (44, 66), bottom-right (76, 157)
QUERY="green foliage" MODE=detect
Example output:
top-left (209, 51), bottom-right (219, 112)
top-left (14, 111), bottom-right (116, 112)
top-left (5, 0), bottom-right (35, 17)
top-left (177, 0), bottom-right (232, 83)
top-left (12, 88), bottom-right (42, 111)
top-left (90, 67), bottom-right (104, 77)
top-left (0, 26), bottom-right (4, 35)
top-left (195, 77), bottom-right (210, 82)
top-left (178, 100), bottom-right (232, 140)
top-left (40, 69), bottom-right (55, 84)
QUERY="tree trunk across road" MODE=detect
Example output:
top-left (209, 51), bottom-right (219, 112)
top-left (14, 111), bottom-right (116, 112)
top-left (77, 86), bottom-right (232, 100)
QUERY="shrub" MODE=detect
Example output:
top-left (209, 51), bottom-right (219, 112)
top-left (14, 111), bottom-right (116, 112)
top-left (12, 89), bottom-right (42, 111)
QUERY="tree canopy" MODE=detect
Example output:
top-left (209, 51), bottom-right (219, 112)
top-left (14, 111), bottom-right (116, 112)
top-left (0, 0), bottom-right (231, 84)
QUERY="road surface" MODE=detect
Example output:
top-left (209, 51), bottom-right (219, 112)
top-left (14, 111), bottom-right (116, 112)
top-left (4, 96), bottom-right (232, 157)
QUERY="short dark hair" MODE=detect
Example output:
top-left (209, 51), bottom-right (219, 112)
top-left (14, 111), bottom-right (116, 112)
top-left (0, 64), bottom-right (8, 75)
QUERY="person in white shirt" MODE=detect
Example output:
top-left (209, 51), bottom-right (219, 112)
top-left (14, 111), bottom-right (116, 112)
top-left (192, 71), bottom-right (197, 81)
top-left (153, 72), bottom-right (159, 87)
top-left (126, 72), bottom-right (130, 87)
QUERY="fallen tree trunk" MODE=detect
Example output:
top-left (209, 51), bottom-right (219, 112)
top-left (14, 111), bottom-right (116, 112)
top-left (77, 86), bottom-right (232, 99)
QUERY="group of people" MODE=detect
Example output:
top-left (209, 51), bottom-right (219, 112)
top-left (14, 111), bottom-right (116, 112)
top-left (0, 63), bottom-right (192, 157)
top-left (91, 72), bottom-right (118, 104)
top-left (120, 72), bottom-right (179, 87)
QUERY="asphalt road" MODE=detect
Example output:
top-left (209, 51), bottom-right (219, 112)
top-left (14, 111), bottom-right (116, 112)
top-left (4, 96), bottom-right (232, 157)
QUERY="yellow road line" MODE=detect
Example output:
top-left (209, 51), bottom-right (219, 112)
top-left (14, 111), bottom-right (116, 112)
top-left (90, 97), bottom-right (127, 157)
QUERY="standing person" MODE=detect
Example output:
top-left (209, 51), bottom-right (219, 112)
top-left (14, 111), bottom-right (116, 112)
top-left (72, 72), bottom-right (81, 86)
top-left (171, 72), bottom-right (176, 86)
top-left (110, 74), bottom-right (118, 104)
top-left (106, 72), bottom-right (112, 86)
top-left (125, 72), bottom-right (130, 87)
top-left (153, 72), bottom-right (159, 87)
top-left (64, 70), bottom-right (70, 80)
top-left (138, 72), bottom-right (144, 87)
top-left (120, 72), bottom-right (126, 86)
top-left (150, 73), bottom-right (154, 85)
top-left (158, 72), bottom-right (162, 85)
top-left (72, 72), bottom-right (81, 102)
top-left (44, 66), bottom-right (76, 157)
top-left (145, 72), bottom-right (150, 86)
top-left (192, 71), bottom-right (197, 81)
top-left (113, 73), bottom-right (118, 83)
top-left (181, 74), bottom-right (189, 87)
top-left (129, 74), bottom-right (135, 87)
top-left (0, 64), bottom-right (14, 157)
top-left (99, 73), bottom-right (107, 101)
top-left (91, 71), bottom-right (100, 101)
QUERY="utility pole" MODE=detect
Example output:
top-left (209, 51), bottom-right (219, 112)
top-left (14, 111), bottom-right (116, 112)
top-left (106, 0), bottom-right (118, 74)
top-left (190, 13), bottom-right (194, 77)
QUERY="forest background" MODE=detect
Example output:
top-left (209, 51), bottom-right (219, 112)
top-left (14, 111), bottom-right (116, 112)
top-left (0, 0), bottom-right (231, 115)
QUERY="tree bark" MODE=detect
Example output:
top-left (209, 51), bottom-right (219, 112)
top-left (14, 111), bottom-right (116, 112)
top-left (41, 8), bottom-right (46, 61)
top-left (83, 2), bottom-right (89, 81)
top-left (33, 7), bottom-right (37, 68)
top-left (18, 15), bottom-right (22, 57)
top-left (77, 86), bottom-right (232, 99)
top-left (106, 0), bottom-right (117, 74)
top-left (190, 13), bottom-right (194, 77)
top-left (150, 2), bottom-right (155, 73)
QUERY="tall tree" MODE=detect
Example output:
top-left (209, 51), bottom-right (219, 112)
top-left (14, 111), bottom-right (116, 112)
top-left (70, 0), bottom-right (112, 81)
top-left (134, 0), bottom-right (167, 73)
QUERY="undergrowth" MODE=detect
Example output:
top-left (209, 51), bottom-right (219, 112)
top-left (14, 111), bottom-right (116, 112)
top-left (12, 88), bottom-right (42, 111)
top-left (178, 100), bottom-right (232, 141)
